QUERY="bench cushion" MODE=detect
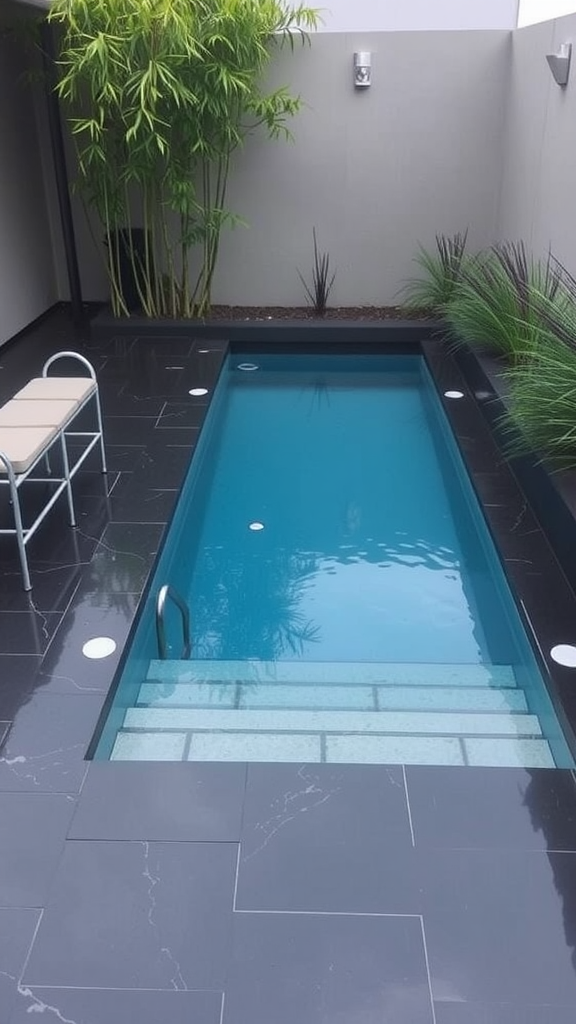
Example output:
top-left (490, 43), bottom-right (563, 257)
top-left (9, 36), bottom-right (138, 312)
top-left (14, 377), bottom-right (96, 403)
top-left (0, 425), bottom-right (59, 474)
top-left (0, 398), bottom-right (79, 428)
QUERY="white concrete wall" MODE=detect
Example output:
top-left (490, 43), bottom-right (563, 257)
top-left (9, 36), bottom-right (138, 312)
top-left (498, 14), bottom-right (576, 274)
top-left (319, 0), bottom-right (518, 32)
top-left (73, 30), bottom-right (510, 307)
top-left (0, 20), bottom-right (58, 345)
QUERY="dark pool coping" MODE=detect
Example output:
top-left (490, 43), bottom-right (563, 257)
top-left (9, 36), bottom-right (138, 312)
top-left (86, 341), bottom-right (230, 757)
top-left (453, 343), bottom-right (576, 590)
top-left (423, 341), bottom-right (576, 757)
top-left (91, 309), bottom-right (442, 345)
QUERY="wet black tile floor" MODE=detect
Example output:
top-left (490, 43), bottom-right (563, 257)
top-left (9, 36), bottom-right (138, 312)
top-left (0, 308), bottom-right (576, 1022)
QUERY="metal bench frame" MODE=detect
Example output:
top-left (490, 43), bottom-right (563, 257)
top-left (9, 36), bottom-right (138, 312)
top-left (0, 351), bottom-right (107, 591)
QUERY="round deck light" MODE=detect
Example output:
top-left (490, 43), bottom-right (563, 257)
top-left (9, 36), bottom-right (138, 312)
top-left (82, 636), bottom-right (117, 660)
top-left (189, 387), bottom-right (208, 397)
top-left (198, 349), bottom-right (210, 353)
top-left (238, 363), bottom-right (259, 371)
top-left (551, 644), bottom-right (576, 667)
top-left (444, 390), bottom-right (464, 399)
top-left (249, 521), bottom-right (265, 531)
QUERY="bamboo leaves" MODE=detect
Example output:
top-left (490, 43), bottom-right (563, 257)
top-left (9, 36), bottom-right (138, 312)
top-left (49, 0), bottom-right (319, 317)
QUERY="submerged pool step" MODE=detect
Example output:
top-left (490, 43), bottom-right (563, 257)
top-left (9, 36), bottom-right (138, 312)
top-left (111, 719), bottom-right (554, 768)
top-left (137, 681), bottom-right (529, 713)
top-left (112, 659), bottom-right (555, 767)
top-left (124, 707), bottom-right (542, 737)
top-left (145, 659), bottom-right (519, 688)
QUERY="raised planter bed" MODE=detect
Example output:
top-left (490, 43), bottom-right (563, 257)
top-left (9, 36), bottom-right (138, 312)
top-left (90, 305), bottom-right (443, 346)
top-left (452, 343), bottom-right (576, 598)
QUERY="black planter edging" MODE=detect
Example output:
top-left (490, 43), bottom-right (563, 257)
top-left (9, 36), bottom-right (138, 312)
top-left (90, 307), bottom-right (444, 346)
top-left (452, 343), bottom-right (576, 597)
top-left (424, 340), bottom-right (576, 757)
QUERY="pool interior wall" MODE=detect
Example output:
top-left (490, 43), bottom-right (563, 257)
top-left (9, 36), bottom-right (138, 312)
top-left (94, 353), bottom-right (574, 767)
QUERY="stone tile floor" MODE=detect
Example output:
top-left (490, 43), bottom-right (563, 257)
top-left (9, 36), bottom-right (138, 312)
top-left (0, 308), bottom-right (576, 1022)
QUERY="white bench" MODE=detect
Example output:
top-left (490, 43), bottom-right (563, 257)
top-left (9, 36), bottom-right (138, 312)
top-left (0, 351), bottom-right (107, 591)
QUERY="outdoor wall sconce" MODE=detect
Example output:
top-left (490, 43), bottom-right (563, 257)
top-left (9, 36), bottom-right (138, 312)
top-left (354, 52), bottom-right (371, 88)
top-left (546, 43), bottom-right (572, 87)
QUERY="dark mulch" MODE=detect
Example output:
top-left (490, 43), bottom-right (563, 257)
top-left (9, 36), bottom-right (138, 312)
top-left (207, 305), bottom-right (433, 321)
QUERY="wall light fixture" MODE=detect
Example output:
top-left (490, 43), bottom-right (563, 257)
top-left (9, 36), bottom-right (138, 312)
top-left (546, 43), bottom-right (572, 87)
top-left (354, 52), bottom-right (371, 88)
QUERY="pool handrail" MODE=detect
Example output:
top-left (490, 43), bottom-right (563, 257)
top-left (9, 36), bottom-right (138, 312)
top-left (156, 584), bottom-right (191, 660)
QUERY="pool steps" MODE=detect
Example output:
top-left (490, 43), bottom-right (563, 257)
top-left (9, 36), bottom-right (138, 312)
top-left (145, 660), bottom-right (520, 688)
top-left (109, 659), bottom-right (555, 767)
top-left (138, 682), bottom-right (529, 713)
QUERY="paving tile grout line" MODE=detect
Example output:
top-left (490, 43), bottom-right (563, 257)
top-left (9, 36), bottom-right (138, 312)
top-left (232, 842), bottom-right (242, 912)
top-left (402, 764), bottom-right (416, 847)
top-left (17, 985), bottom-right (225, 992)
top-left (16, 907), bottom-right (44, 994)
top-left (232, 909), bottom-right (424, 917)
top-left (419, 916), bottom-right (437, 1024)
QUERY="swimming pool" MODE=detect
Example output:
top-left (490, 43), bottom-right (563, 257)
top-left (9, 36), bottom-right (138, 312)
top-left (94, 353), bottom-right (574, 767)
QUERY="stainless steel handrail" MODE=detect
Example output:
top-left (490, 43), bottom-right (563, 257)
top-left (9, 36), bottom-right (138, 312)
top-left (155, 584), bottom-right (191, 659)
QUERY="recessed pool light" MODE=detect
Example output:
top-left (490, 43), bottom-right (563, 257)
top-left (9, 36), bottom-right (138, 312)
top-left (238, 363), bottom-right (259, 371)
top-left (249, 521), bottom-right (265, 531)
top-left (198, 349), bottom-right (210, 354)
top-left (551, 644), bottom-right (576, 667)
top-left (189, 387), bottom-right (209, 397)
top-left (82, 636), bottom-right (117, 660)
top-left (444, 390), bottom-right (465, 399)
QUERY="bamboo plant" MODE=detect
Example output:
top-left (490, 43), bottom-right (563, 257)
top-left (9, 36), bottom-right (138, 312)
top-left (49, 0), bottom-right (319, 317)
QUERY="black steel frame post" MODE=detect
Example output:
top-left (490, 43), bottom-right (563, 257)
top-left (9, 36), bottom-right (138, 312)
top-left (39, 19), bottom-right (83, 326)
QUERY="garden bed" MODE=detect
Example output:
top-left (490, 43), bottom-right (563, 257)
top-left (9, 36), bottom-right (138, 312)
top-left (90, 307), bottom-right (441, 344)
top-left (453, 342), bottom-right (576, 595)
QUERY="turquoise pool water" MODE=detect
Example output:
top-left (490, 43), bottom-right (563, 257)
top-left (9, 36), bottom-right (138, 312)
top-left (96, 354), bottom-right (573, 767)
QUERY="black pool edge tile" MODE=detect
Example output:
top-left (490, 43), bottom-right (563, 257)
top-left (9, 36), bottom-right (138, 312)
top-left (91, 308), bottom-right (443, 344)
top-left (21, 840), bottom-right (239, 991)
top-left (404, 765), bottom-right (576, 851)
top-left (224, 911), bottom-right (435, 1024)
top-left (433, 1001), bottom-right (576, 1024)
top-left (419, 848), bottom-right (576, 1007)
top-left (423, 340), bottom-right (576, 762)
top-left (84, 342), bottom-right (229, 757)
top-left (0, 792), bottom-right (77, 909)
top-left (8, 988), bottom-right (224, 1024)
top-left (68, 761), bottom-right (248, 840)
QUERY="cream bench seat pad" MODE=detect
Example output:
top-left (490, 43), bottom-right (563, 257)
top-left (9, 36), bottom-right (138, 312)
top-left (0, 398), bottom-right (79, 429)
top-left (0, 425), bottom-right (59, 474)
top-left (14, 377), bottom-right (96, 402)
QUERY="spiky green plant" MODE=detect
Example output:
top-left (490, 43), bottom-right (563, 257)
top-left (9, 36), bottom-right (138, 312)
top-left (401, 231), bottom-right (468, 313)
top-left (298, 228), bottom-right (336, 315)
top-left (501, 335), bottom-right (576, 470)
top-left (49, 0), bottom-right (319, 318)
top-left (494, 242), bottom-right (564, 315)
top-left (445, 244), bottom-right (565, 363)
top-left (527, 254), bottom-right (576, 351)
